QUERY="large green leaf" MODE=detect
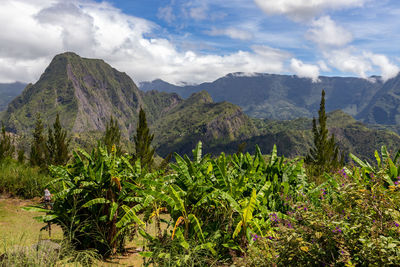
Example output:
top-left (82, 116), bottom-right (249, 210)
top-left (109, 201), bottom-right (118, 221)
top-left (192, 141), bottom-right (202, 164)
top-left (169, 185), bottom-right (186, 215)
top-left (233, 221), bottom-right (243, 238)
top-left (116, 205), bottom-right (145, 228)
top-left (388, 158), bottom-right (398, 179)
top-left (242, 189), bottom-right (257, 226)
top-left (188, 214), bottom-right (205, 242)
top-left (350, 153), bottom-right (374, 172)
top-left (82, 198), bottom-right (110, 208)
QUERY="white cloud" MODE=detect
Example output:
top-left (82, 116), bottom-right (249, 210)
top-left (364, 52), bottom-right (399, 81)
top-left (290, 58), bottom-right (320, 82)
top-left (325, 49), bottom-right (372, 79)
top-left (205, 27), bottom-right (253, 40)
top-left (323, 48), bottom-right (399, 82)
top-left (0, 0), bottom-right (291, 84)
top-left (306, 16), bottom-right (353, 47)
top-left (254, 0), bottom-right (367, 21)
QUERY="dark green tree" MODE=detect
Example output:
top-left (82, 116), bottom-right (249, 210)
top-left (47, 113), bottom-right (70, 165)
top-left (132, 107), bottom-right (155, 170)
top-left (103, 116), bottom-right (122, 155)
top-left (0, 122), bottom-right (15, 161)
top-left (306, 90), bottom-right (343, 175)
top-left (30, 114), bottom-right (47, 168)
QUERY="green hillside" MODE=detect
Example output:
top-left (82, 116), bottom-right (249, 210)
top-left (2, 52), bottom-right (144, 138)
top-left (239, 110), bottom-right (400, 161)
top-left (150, 90), bottom-right (259, 156)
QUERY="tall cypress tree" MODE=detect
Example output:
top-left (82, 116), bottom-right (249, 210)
top-left (306, 90), bottom-right (343, 175)
top-left (47, 113), bottom-right (70, 165)
top-left (133, 107), bottom-right (154, 170)
top-left (0, 122), bottom-right (15, 161)
top-left (30, 114), bottom-right (47, 168)
top-left (103, 116), bottom-right (122, 155)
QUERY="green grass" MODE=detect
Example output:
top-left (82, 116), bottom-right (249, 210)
top-left (0, 159), bottom-right (52, 199)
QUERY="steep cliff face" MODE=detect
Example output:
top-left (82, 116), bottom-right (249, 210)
top-left (2, 52), bottom-right (144, 137)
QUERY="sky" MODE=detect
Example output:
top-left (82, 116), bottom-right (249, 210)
top-left (0, 0), bottom-right (399, 85)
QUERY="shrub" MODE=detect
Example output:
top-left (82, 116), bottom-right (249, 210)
top-left (142, 143), bottom-right (308, 265)
top-left (241, 168), bottom-right (400, 266)
top-left (0, 159), bottom-right (52, 198)
top-left (27, 145), bottom-right (153, 255)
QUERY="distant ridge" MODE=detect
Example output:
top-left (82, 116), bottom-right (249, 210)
top-left (0, 82), bottom-right (26, 111)
top-left (139, 73), bottom-right (385, 120)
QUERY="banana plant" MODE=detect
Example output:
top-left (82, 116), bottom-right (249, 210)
top-left (25, 145), bottom-right (149, 255)
top-left (350, 145), bottom-right (400, 186)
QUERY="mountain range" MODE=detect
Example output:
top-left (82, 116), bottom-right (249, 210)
top-left (140, 73), bottom-right (400, 128)
top-left (1, 52), bottom-right (399, 160)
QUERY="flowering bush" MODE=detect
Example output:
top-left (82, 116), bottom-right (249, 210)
top-left (241, 167), bottom-right (400, 266)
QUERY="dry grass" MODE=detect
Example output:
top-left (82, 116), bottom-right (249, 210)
top-left (0, 196), bottom-right (172, 266)
top-left (0, 196), bottom-right (63, 250)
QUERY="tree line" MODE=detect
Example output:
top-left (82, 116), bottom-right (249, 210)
top-left (0, 107), bottom-right (156, 171)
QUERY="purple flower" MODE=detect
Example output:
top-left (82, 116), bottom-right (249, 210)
top-left (304, 207), bottom-right (307, 211)
top-left (333, 226), bottom-right (342, 233)
top-left (395, 223), bottom-right (399, 227)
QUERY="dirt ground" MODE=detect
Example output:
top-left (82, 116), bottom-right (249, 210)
top-left (0, 196), bottom-right (149, 266)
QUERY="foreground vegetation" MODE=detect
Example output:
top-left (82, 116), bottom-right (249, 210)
top-left (10, 142), bottom-right (396, 266)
